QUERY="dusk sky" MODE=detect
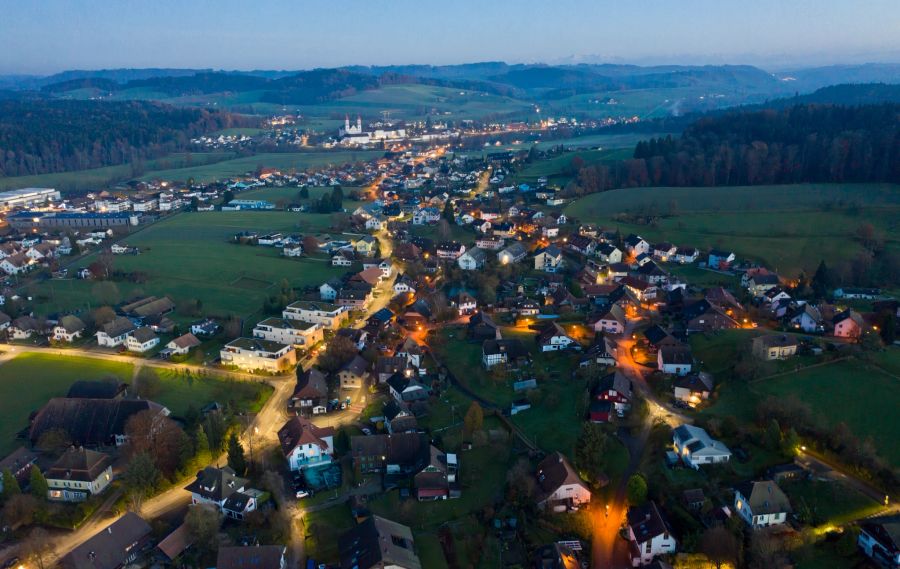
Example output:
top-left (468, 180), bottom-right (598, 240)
top-left (1, 0), bottom-right (898, 74)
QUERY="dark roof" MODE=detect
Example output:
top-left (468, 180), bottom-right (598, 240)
top-left (673, 372), bottom-right (714, 392)
top-left (482, 338), bottom-right (528, 359)
top-left (350, 433), bottom-right (427, 467)
top-left (734, 480), bottom-right (792, 515)
top-left (102, 316), bottom-right (136, 338)
top-left (278, 416), bottom-right (334, 456)
top-left (642, 325), bottom-right (672, 346)
top-left (597, 371), bottom-right (632, 399)
top-left (293, 368), bottom-right (328, 400)
top-left (46, 447), bottom-right (111, 482)
top-left (627, 501), bottom-right (674, 544)
top-left (184, 466), bottom-right (248, 502)
top-left (216, 546), bottom-right (286, 569)
top-left (339, 515), bottom-right (422, 569)
top-left (29, 398), bottom-right (166, 446)
top-left (61, 512), bottom-right (151, 569)
top-left (659, 345), bottom-right (692, 366)
top-left (535, 452), bottom-right (586, 502)
top-left (859, 515), bottom-right (900, 559)
top-left (66, 380), bottom-right (126, 399)
top-left (0, 447), bottom-right (38, 478)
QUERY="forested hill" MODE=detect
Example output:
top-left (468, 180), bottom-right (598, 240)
top-left (567, 103), bottom-right (899, 195)
top-left (0, 99), bottom-right (252, 178)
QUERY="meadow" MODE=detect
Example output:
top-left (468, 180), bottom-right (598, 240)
top-left (31, 210), bottom-right (351, 319)
top-left (0, 352), bottom-right (271, 455)
top-left (565, 183), bottom-right (900, 275)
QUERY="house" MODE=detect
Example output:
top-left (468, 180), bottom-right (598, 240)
top-left (0, 447), bottom-right (38, 493)
top-left (683, 299), bottom-right (740, 333)
top-left (282, 244), bottom-right (303, 257)
top-left (191, 318), bottom-right (220, 336)
top-left (674, 247), bottom-right (699, 264)
top-left (289, 368), bottom-right (329, 413)
top-left (591, 303), bottom-right (627, 334)
top-left (283, 300), bottom-right (348, 329)
top-left (673, 424), bottom-right (731, 469)
top-left (163, 333), bottom-right (201, 356)
top-left (707, 249), bottom-right (736, 270)
top-left (396, 336), bottom-right (424, 368)
top-left (60, 512), bottom-right (152, 569)
top-left (185, 466), bottom-right (257, 520)
top-left (456, 291), bottom-right (477, 315)
top-left (567, 234), bottom-right (596, 256)
top-left (319, 280), bottom-right (340, 301)
top-left (125, 327), bottom-right (159, 353)
top-left (833, 309), bottom-right (866, 339)
top-left (52, 315), bottom-right (86, 342)
top-left (788, 304), bottom-right (824, 333)
top-left (338, 515), bottom-right (423, 569)
top-left (387, 373), bottom-right (430, 405)
top-left (96, 316), bottom-right (136, 347)
top-left (746, 273), bottom-right (781, 297)
top-left (672, 372), bottom-right (714, 405)
top-left (857, 515), bottom-right (900, 568)
top-left (220, 338), bottom-right (297, 373)
top-left (482, 338), bottom-right (529, 368)
top-left (332, 250), bottom-right (355, 266)
top-left (29, 397), bottom-right (169, 447)
top-left (594, 371), bottom-right (632, 416)
top-left (365, 215), bottom-right (386, 231)
top-left (476, 235), bottom-right (504, 250)
top-left (46, 447), bottom-right (113, 502)
top-left (337, 286), bottom-right (372, 309)
top-left (217, 546), bottom-right (286, 569)
top-left (355, 235), bottom-right (378, 257)
top-left (458, 247), bottom-right (487, 270)
top-left (435, 241), bottom-right (465, 260)
top-left (338, 355), bottom-right (369, 389)
top-left (652, 242), bottom-right (677, 262)
top-left (350, 432), bottom-right (428, 475)
top-left (597, 243), bottom-right (623, 264)
top-left (734, 480), bottom-right (792, 529)
top-left (626, 501), bottom-right (677, 567)
top-left (414, 445), bottom-right (458, 501)
top-left (580, 336), bottom-right (618, 367)
top-left (253, 317), bottom-right (323, 347)
top-left (8, 315), bottom-right (41, 340)
top-left (621, 276), bottom-right (657, 303)
top-left (468, 311), bottom-right (500, 341)
top-left (537, 322), bottom-right (577, 352)
top-left (498, 242), bottom-right (528, 265)
top-left (752, 334), bottom-right (799, 360)
top-left (535, 452), bottom-right (592, 512)
top-left (534, 245), bottom-right (564, 273)
top-left (624, 234), bottom-right (650, 257)
top-left (278, 416), bottom-right (335, 471)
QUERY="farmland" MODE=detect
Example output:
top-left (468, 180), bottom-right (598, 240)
top-left (31, 210), bottom-right (352, 319)
top-left (0, 352), bottom-right (271, 455)
top-left (565, 183), bottom-right (900, 275)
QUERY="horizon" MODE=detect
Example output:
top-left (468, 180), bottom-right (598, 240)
top-left (2, 0), bottom-right (899, 75)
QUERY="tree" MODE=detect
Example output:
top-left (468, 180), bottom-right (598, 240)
top-left (700, 526), bottom-right (740, 569)
top-left (227, 432), bottom-right (247, 474)
top-left (574, 423), bottom-right (608, 486)
top-left (299, 186), bottom-right (310, 199)
top-left (123, 452), bottom-right (161, 511)
top-left (124, 410), bottom-right (186, 477)
top-left (190, 196), bottom-right (200, 210)
top-left (782, 428), bottom-right (801, 456)
top-left (463, 402), bottom-right (484, 438)
top-left (2, 494), bottom-right (37, 529)
top-left (302, 235), bottom-right (319, 254)
top-left (765, 419), bottom-right (783, 451)
top-left (331, 185), bottom-right (344, 212)
top-left (91, 281), bottom-right (121, 305)
top-left (185, 503), bottom-right (222, 553)
top-left (442, 199), bottom-right (455, 223)
top-left (222, 189), bottom-right (234, 204)
top-left (1, 467), bottom-right (21, 500)
top-left (28, 466), bottom-right (48, 500)
top-left (133, 366), bottom-right (162, 399)
top-left (203, 411), bottom-right (228, 453)
top-left (317, 335), bottom-right (358, 373)
top-left (20, 527), bottom-right (53, 569)
top-left (505, 457), bottom-right (536, 506)
top-left (811, 260), bottom-right (834, 298)
top-left (91, 306), bottom-right (117, 326)
top-left (626, 474), bottom-right (648, 505)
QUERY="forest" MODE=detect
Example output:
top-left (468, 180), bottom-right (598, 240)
top-left (0, 99), bottom-right (252, 177)
top-left (566, 103), bottom-right (900, 196)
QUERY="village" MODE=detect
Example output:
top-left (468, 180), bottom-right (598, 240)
top-left (0, 133), bottom-right (896, 569)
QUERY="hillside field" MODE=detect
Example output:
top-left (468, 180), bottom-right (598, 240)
top-left (31, 211), bottom-right (353, 319)
top-left (564, 183), bottom-right (900, 275)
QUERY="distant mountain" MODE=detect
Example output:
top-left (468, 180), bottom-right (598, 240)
top-left (775, 63), bottom-right (900, 92)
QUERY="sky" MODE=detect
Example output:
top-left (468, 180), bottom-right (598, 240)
top-left (0, 0), bottom-right (898, 74)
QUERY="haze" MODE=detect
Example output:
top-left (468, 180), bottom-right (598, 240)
top-left (1, 0), bottom-right (898, 74)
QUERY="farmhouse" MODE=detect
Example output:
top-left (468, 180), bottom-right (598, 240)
top-left (220, 338), bottom-right (297, 372)
top-left (482, 338), bottom-right (529, 368)
top-left (414, 445), bottom-right (459, 501)
top-left (52, 315), bottom-right (86, 342)
top-left (29, 397), bottom-right (170, 447)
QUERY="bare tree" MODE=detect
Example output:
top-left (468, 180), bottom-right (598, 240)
top-left (700, 526), bottom-right (741, 569)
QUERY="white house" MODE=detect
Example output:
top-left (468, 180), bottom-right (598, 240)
top-left (283, 301), bottom-right (348, 329)
top-left (278, 416), bottom-right (335, 471)
top-left (537, 323), bottom-right (577, 352)
top-left (672, 424), bottom-right (731, 469)
top-left (96, 317), bottom-right (136, 348)
top-left (734, 480), bottom-right (792, 529)
top-left (535, 453), bottom-right (592, 513)
top-left (220, 338), bottom-right (297, 373)
top-left (165, 333), bottom-right (201, 356)
top-left (657, 345), bottom-right (693, 376)
top-left (125, 327), bottom-right (159, 353)
top-left (52, 315), bottom-right (86, 343)
top-left (498, 242), bottom-right (527, 265)
top-left (253, 317), bottom-right (323, 347)
top-left (458, 247), bottom-right (487, 270)
top-left (857, 516), bottom-right (900, 568)
top-left (185, 466), bottom-right (257, 520)
top-left (46, 447), bottom-right (113, 502)
top-left (624, 234), bottom-right (650, 257)
top-left (534, 245), bottom-right (564, 273)
top-left (627, 501), bottom-right (677, 567)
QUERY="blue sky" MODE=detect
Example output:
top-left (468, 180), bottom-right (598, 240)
top-left (1, 0), bottom-right (898, 74)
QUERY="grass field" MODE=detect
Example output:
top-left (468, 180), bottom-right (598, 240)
top-left (0, 352), bottom-right (271, 455)
top-left (0, 152), bottom-right (236, 193)
top-left (782, 479), bottom-right (883, 527)
top-left (512, 147), bottom-right (634, 187)
top-left (31, 211), bottom-right (350, 319)
top-left (565, 183), bottom-right (900, 275)
top-left (138, 150), bottom-right (383, 183)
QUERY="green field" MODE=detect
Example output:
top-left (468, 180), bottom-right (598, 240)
top-left (565, 183), bottom-right (900, 275)
top-left (31, 211), bottom-right (350, 319)
top-left (512, 147), bottom-right (633, 187)
top-left (139, 151), bottom-right (384, 183)
top-left (0, 352), bottom-right (271, 455)
top-left (782, 479), bottom-right (883, 527)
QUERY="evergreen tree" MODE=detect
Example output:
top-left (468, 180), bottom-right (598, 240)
top-left (299, 186), bottom-right (310, 199)
top-left (574, 423), bottom-right (608, 486)
top-left (227, 433), bottom-right (247, 475)
top-left (331, 185), bottom-right (344, 212)
top-left (1, 467), bottom-right (21, 500)
top-left (626, 474), bottom-right (648, 505)
top-left (442, 199), bottom-right (455, 223)
top-left (222, 190), bottom-right (234, 204)
top-left (28, 466), bottom-right (48, 500)
top-left (811, 260), bottom-right (834, 298)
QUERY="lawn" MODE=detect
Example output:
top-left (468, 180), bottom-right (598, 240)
top-left (138, 150), bottom-right (384, 183)
top-left (782, 479), bottom-right (884, 527)
top-left (303, 503), bottom-right (356, 564)
top-left (0, 352), bottom-right (272, 455)
top-left (31, 210), bottom-right (351, 319)
top-left (564, 183), bottom-right (900, 276)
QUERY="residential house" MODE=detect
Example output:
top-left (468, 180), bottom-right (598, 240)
top-left (683, 300), bottom-right (740, 333)
top-left (594, 371), bottom-right (632, 417)
top-left (482, 338), bottom-right (529, 368)
top-left (580, 336), bottom-right (618, 367)
top-left (46, 447), bottom-right (113, 502)
top-left (253, 317), bottom-right (323, 347)
top-left (435, 241), bottom-right (466, 260)
top-left (0, 447), bottom-right (38, 493)
top-left (350, 432), bottom-right (428, 475)
top-left (338, 515), bottom-right (423, 569)
top-left (673, 424), bottom-right (731, 469)
top-left (707, 250), bottom-right (736, 270)
top-left (190, 318), bottom-right (220, 336)
top-left (60, 513), bottom-right (152, 569)
top-left (672, 372), bottom-right (714, 405)
top-left (626, 501), bottom-right (677, 567)
top-left (652, 243), bottom-right (677, 262)
top-left (355, 235), bottom-right (378, 257)
top-left (534, 245), bottom-right (564, 273)
top-left (857, 515), bottom-right (900, 568)
top-left (537, 322), bottom-right (577, 352)
top-left (734, 480), bottom-right (792, 529)
top-left (217, 546), bottom-right (286, 569)
top-left (752, 334), bottom-right (798, 360)
top-left (674, 247), bottom-right (699, 264)
top-left (220, 338), bottom-right (297, 373)
top-left (185, 466), bottom-right (257, 520)
top-left (498, 242), bottom-right (528, 265)
top-left (289, 368), bottom-right (329, 414)
top-left (96, 316), bottom-right (136, 347)
top-left (458, 247), bottom-right (487, 270)
top-left (387, 373), bottom-right (430, 405)
top-left (337, 286), bottom-right (372, 309)
top-left (746, 273), bottom-right (781, 297)
top-left (414, 445), bottom-right (458, 501)
top-left (338, 355), bottom-right (369, 389)
top-left (591, 303), bottom-right (627, 334)
top-left (788, 304), bottom-right (824, 333)
top-left (163, 333), bottom-right (201, 356)
top-left (476, 235), bottom-right (504, 250)
top-left (535, 452), bottom-right (592, 512)
top-left (319, 280), bottom-right (340, 301)
top-left (393, 273), bottom-right (417, 296)
top-left (283, 301), bottom-right (348, 329)
top-left (468, 311), bottom-right (500, 341)
top-left (624, 234), bottom-right (650, 257)
top-left (9, 315), bottom-right (41, 340)
top-left (621, 276), bottom-right (657, 303)
top-left (125, 327), bottom-right (159, 353)
top-left (456, 291), bottom-right (477, 315)
top-left (278, 416), bottom-right (335, 471)
top-left (597, 243), bottom-right (623, 264)
top-left (52, 315), bottom-right (86, 342)
top-left (833, 309), bottom-right (866, 339)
